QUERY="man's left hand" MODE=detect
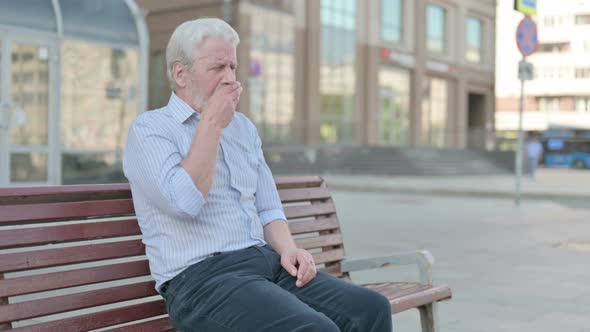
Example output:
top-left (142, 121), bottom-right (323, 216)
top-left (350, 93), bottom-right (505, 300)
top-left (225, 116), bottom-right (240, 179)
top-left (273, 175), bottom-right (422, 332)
top-left (281, 248), bottom-right (317, 288)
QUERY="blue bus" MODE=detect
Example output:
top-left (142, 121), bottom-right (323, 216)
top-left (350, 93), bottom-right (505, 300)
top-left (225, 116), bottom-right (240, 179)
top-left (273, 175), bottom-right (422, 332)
top-left (541, 131), bottom-right (590, 169)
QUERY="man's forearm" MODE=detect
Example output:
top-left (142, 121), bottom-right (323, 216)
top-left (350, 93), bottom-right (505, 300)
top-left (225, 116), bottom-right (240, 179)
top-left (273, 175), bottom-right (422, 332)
top-left (180, 119), bottom-right (222, 198)
top-left (263, 220), bottom-right (296, 255)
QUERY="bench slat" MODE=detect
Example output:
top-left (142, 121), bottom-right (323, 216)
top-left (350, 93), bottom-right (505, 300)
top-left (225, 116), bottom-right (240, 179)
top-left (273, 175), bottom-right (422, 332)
top-left (319, 264), bottom-right (343, 277)
top-left (295, 234), bottom-right (343, 250)
top-left (10, 300), bottom-right (167, 332)
top-left (0, 260), bottom-right (150, 298)
top-left (278, 187), bottom-right (331, 203)
top-left (0, 219), bottom-right (141, 249)
top-left (275, 176), bottom-right (323, 189)
top-left (284, 203), bottom-right (336, 220)
top-left (0, 281), bottom-right (157, 323)
top-left (288, 217), bottom-right (340, 235)
top-left (0, 199), bottom-right (135, 225)
top-left (312, 249), bottom-right (345, 265)
top-left (0, 183), bottom-right (131, 200)
top-left (109, 317), bottom-right (175, 332)
top-left (363, 282), bottom-right (452, 314)
top-left (0, 239), bottom-right (145, 273)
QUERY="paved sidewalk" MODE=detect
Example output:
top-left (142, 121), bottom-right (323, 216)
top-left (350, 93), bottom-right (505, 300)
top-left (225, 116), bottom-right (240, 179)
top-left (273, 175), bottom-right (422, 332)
top-left (322, 168), bottom-right (590, 200)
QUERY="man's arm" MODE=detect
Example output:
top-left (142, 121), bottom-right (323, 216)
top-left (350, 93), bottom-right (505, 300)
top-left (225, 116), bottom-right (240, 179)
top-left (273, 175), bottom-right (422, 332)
top-left (251, 127), bottom-right (317, 288)
top-left (181, 82), bottom-right (241, 198)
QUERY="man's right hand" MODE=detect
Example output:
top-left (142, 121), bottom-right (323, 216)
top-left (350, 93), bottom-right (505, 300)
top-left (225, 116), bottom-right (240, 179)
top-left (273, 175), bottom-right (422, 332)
top-left (201, 81), bottom-right (242, 129)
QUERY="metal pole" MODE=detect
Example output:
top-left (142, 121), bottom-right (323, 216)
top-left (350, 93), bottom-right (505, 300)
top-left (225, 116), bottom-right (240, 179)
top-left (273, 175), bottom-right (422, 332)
top-left (515, 58), bottom-right (525, 206)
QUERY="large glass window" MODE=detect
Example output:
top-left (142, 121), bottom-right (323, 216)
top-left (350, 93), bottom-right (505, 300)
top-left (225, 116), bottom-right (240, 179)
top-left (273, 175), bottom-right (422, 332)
top-left (381, 0), bottom-right (403, 44)
top-left (320, 0), bottom-right (356, 144)
top-left (61, 40), bottom-right (138, 184)
top-left (248, 3), bottom-right (296, 145)
top-left (575, 97), bottom-right (590, 113)
top-left (538, 97), bottom-right (560, 112)
top-left (421, 77), bottom-right (448, 147)
top-left (378, 67), bottom-right (411, 145)
top-left (466, 17), bottom-right (483, 63)
top-left (426, 4), bottom-right (446, 54)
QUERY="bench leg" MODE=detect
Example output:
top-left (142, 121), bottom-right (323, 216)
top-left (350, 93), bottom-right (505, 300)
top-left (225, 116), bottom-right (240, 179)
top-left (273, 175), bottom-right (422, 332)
top-left (418, 303), bottom-right (438, 332)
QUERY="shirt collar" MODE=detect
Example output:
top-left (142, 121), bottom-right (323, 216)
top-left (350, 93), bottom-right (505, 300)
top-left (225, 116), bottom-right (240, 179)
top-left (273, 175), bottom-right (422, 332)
top-left (167, 92), bottom-right (201, 123)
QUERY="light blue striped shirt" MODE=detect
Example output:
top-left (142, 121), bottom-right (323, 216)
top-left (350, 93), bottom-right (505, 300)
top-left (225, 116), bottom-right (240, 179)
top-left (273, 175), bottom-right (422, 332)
top-left (123, 93), bottom-right (286, 291)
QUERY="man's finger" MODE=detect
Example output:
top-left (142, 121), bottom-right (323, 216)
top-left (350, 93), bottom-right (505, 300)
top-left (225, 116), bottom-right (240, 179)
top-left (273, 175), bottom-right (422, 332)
top-left (299, 265), bottom-right (316, 287)
top-left (296, 259), bottom-right (311, 287)
top-left (282, 259), bottom-right (298, 277)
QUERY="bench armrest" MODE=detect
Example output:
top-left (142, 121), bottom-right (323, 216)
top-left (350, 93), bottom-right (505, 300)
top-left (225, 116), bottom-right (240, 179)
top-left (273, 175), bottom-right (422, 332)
top-left (340, 250), bottom-right (434, 285)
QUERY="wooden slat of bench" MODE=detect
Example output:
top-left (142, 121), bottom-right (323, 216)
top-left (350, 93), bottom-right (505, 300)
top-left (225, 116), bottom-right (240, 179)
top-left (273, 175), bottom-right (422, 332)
top-left (0, 184), bottom-right (131, 200)
top-left (287, 218), bottom-right (340, 235)
top-left (0, 260), bottom-right (150, 298)
top-left (295, 234), bottom-right (343, 250)
top-left (0, 281), bottom-right (157, 323)
top-left (10, 300), bottom-right (167, 332)
top-left (278, 187), bottom-right (331, 203)
top-left (0, 219), bottom-right (141, 249)
top-left (0, 199), bottom-right (135, 225)
top-left (365, 283), bottom-right (452, 314)
top-left (311, 248), bottom-right (345, 265)
top-left (275, 176), bottom-right (323, 190)
top-left (284, 203), bottom-right (336, 220)
top-left (109, 317), bottom-right (175, 332)
top-left (0, 239), bottom-right (145, 273)
top-left (319, 264), bottom-right (343, 277)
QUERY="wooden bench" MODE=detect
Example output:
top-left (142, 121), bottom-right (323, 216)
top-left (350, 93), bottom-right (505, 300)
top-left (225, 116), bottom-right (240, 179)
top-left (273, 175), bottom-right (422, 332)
top-left (0, 176), bottom-right (451, 331)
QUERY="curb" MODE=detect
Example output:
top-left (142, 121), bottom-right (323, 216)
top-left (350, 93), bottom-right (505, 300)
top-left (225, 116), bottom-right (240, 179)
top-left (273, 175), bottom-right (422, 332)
top-left (327, 183), bottom-right (590, 201)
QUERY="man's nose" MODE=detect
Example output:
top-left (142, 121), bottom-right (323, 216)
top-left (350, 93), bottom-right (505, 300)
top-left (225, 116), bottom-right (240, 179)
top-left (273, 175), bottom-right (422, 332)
top-left (220, 67), bottom-right (236, 85)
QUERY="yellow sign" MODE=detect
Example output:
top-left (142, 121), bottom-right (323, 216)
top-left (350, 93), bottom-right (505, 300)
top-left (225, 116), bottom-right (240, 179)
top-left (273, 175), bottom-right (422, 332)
top-left (514, 0), bottom-right (537, 16)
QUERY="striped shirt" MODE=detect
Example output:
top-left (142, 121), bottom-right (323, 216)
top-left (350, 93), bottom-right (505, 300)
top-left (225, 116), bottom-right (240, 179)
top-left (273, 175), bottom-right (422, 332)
top-left (123, 92), bottom-right (286, 291)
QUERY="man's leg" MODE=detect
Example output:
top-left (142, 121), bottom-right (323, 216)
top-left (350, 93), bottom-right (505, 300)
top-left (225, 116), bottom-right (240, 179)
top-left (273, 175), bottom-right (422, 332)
top-left (529, 157), bottom-right (536, 179)
top-left (259, 246), bottom-right (393, 332)
top-left (161, 246), bottom-right (340, 332)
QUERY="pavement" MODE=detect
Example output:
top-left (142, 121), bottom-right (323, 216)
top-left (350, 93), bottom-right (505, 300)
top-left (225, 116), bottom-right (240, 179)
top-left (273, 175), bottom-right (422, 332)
top-left (322, 168), bottom-right (590, 201)
top-left (331, 187), bottom-right (590, 332)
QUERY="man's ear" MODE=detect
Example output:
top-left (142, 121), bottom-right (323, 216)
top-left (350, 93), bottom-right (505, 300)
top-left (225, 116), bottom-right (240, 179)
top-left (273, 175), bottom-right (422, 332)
top-left (172, 62), bottom-right (188, 89)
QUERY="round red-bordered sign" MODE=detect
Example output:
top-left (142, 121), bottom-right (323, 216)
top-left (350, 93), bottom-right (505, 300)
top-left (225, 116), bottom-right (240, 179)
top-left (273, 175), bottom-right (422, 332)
top-left (516, 16), bottom-right (538, 57)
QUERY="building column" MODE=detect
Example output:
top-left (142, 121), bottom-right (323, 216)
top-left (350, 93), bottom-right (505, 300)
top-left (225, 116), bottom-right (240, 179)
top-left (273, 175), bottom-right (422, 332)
top-left (412, 0), bottom-right (427, 146)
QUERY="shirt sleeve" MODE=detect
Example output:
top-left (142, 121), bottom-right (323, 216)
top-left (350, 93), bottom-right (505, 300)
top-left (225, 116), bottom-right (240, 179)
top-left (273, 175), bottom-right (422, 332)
top-left (252, 127), bottom-right (287, 226)
top-left (123, 118), bottom-right (205, 219)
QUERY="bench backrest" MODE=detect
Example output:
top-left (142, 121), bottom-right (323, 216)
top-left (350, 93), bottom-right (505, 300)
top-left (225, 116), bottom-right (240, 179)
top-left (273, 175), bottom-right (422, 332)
top-left (0, 176), bottom-right (346, 331)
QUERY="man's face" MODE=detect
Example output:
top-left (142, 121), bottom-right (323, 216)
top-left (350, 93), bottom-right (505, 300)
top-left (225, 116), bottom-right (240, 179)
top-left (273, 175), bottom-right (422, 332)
top-left (186, 37), bottom-right (237, 110)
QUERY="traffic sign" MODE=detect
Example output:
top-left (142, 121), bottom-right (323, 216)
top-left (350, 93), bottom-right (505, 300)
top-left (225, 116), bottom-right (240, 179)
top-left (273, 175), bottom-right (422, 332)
top-left (518, 60), bottom-right (533, 81)
top-left (516, 16), bottom-right (538, 57)
top-left (514, 0), bottom-right (537, 16)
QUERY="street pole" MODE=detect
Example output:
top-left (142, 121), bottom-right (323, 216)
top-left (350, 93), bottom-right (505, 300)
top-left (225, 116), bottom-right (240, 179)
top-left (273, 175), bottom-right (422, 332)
top-left (515, 64), bottom-right (525, 206)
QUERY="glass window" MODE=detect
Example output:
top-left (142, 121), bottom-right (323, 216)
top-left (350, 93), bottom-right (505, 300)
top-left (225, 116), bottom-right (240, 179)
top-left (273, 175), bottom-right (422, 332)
top-left (539, 97), bottom-right (560, 112)
top-left (381, 0), bottom-right (403, 43)
top-left (575, 14), bottom-right (590, 25)
top-left (421, 77), bottom-right (448, 147)
top-left (466, 17), bottom-right (483, 63)
top-left (320, 0), bottom-right (356, 144)
top-left (10, 152), bottom-right (48, 182)
top-left (61, 40), bottom-right (138, 151)
top-left (248, 3), bottom-right (296, 145)
top-left (10, 43), bottom-right (50, 146)
top-left (575, 67), bottom-right (590, 79)
top-left (575, 97), bottom-right (590, 113)
top-left (378, 67), bottom-right (411, 145)
top-left (426, 4), bottom-right (446, 54)
top-left (0, 0), bottom-right (57, 33)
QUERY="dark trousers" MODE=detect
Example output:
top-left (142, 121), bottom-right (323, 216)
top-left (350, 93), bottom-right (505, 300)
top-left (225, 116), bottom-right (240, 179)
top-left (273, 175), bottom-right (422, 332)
top-left (160, 245), bottom-right (392, 331)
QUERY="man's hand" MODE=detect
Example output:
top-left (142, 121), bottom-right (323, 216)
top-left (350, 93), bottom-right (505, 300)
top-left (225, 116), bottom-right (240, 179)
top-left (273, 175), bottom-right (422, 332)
top-left (201, 81), bottom-right (242, 129)
top-left (281, 248), bottom-right (317, 288)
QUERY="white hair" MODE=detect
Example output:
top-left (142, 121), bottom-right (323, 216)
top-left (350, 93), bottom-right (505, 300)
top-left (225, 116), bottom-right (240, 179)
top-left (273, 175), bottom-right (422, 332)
top-left (166, 18), bottom-right (240, 91)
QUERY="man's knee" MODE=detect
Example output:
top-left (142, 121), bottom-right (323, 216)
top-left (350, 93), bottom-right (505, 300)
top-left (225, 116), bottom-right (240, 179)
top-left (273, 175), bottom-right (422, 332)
top-left (356, 289), bottom-right (392, 327)
top-left (296, 313), bottom-right (340, 332)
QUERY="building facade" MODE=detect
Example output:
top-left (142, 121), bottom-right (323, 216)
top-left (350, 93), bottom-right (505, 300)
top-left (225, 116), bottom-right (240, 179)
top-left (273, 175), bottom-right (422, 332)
top-left (138, 0), bottom-right (497, 149)
top-left (496, 0), bottom-right (590, 147)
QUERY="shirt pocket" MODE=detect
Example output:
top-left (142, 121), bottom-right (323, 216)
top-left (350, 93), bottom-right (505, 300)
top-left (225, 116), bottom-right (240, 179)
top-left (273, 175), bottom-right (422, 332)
top-left (229, 148), bottom-right (260, 197)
